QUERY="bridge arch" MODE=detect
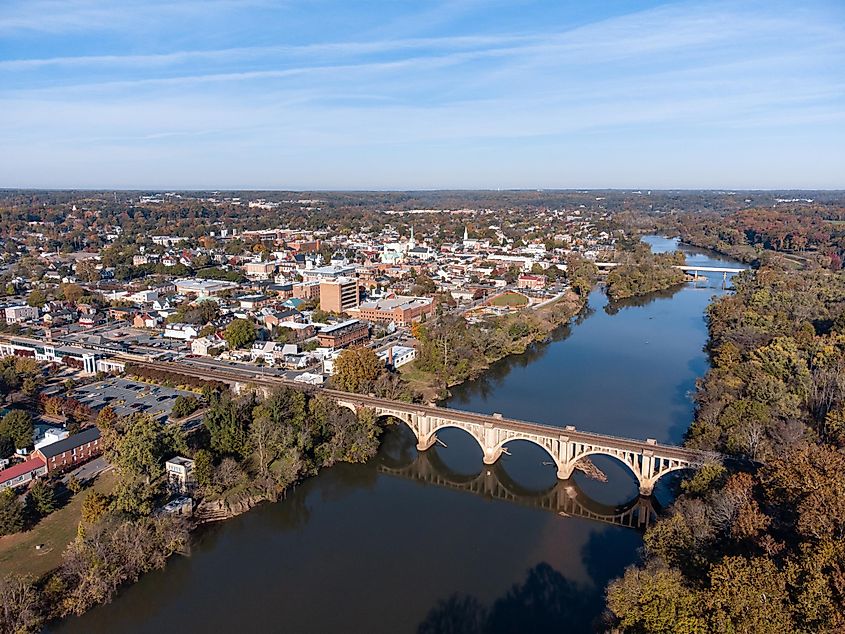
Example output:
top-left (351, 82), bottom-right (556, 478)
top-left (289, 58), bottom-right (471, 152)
top-left (563, 449), bottom-right (643, 487)
top-left (491, 436), bottom-right (564, 474)
top-left (426, 421), bottom-right (487, 455)
top-left (638, 462), bottom-right (695, 496)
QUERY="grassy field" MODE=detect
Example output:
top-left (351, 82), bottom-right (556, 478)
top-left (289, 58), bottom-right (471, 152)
top-left (489, 291), bottom-right (529, 307)
top-left (0, 470), bottom-right (115, 580)
top-left (398, 364), bottom-right (440, 402)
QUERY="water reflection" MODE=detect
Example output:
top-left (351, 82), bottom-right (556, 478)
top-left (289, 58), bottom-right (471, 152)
top-left (418, 562), bottom-right (599, 634)
top-left (378, 439), bottom-right (658, 531)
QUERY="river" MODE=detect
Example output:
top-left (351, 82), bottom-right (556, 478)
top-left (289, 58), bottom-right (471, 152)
top-left (53, 237), bottom-right (742, 634)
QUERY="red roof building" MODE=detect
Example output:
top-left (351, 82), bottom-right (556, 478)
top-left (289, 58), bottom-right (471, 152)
top-left (0, 456), bottom-right (47, 491)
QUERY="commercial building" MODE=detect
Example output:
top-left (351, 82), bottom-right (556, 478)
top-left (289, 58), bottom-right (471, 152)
top-left (174, 278), bottom-right (240, 298)
top-left (317, 319), bottom-right (369, 349)
top-left (163, 323), bottom-right (200, 340)
top-left (0, 336), bottom-right (99, 374)
top-left (302, 264), bottom-right (357, 283)
top-left (34, 427), bottom-right (101, 473)
top-left (293, 281), bottom-right (320, 301)
top-left (5, 305), bottom-right (39, 324)
top-left (319, 277), bottom-right (360, 313)
top-left (352, 295), bottom-right (434, 326)
top-left (243, 261), bottom-right (277, 280)
top-left (377, 345), bottom-right (417, 369)
top-left (517, 274), bottom-right (547, 290)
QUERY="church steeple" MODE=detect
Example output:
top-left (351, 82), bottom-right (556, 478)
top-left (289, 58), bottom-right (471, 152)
top-left (409, 226), bottom-right (416, 249)
top-left (463, 226), bottom-right (469, 242)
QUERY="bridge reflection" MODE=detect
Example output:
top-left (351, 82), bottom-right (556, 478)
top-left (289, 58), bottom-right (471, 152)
top-left (377, 448), bottom-right (660, 531)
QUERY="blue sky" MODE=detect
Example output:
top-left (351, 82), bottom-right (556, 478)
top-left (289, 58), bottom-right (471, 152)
top-left (1, 0), bottom-right (843, 190)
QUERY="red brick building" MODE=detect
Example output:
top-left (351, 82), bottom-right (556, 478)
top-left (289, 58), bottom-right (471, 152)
top-left (34, 427), bottom-right (102, 473)
top-left (317, 319), bottom-right (370, 349)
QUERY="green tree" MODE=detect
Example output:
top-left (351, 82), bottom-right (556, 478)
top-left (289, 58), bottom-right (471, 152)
top-left (27, 479), bottom-right (56, 518)
top-left (0, 489), bottom-right (25, 535)
top-left (26, 289), bottom-right (47, 307)
top-left (224, 318), bottom-right (256, 349)
top-left (171, 395), bottom-right (199, 419)
top-left (66, 474), bottom-right (82, 495)
top-left (192, 449), bottom-right (214, 488)
top-left (0, 410), bottom-right (33, 449)
top-left (332, 347), bottom-right (383, 394)
top-left (102, 413), bottom-right (184, 516)
top-left (203, 394), bottom-right (252, 459)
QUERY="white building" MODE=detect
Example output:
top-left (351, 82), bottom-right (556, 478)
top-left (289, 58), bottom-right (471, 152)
top-left (174, 278), bottom-right (240, 298)
top-left (164, 323), bottom-right (200, 340)
top-left (377, 345), bottom-right (416, 369)
top-left (165, 456), bottom-right (195, 493)
top-left (34, 428), bottom-right (70, 451)
top-left (5, 305), bottom-right (39, 324)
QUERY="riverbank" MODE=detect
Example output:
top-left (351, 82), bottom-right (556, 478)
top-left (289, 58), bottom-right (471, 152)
top-left (401, 290), bottom-right (586, 402)
top-left (51, 238), bottom-right (746, 634)
top-left (606, 263), bottom-right (845, 631)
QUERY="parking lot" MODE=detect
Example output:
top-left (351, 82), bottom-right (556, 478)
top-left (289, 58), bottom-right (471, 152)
top-left (72, 377), bottom-right (195, 423)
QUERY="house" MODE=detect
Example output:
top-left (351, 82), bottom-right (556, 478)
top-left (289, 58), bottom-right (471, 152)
top-left (238, 294), bottom-right (273, 310)
top-left (79, 312), bottom-right (103, 327)
top-left (107, 306), bottom-right (135, 321)
top-left (133, 312), bottom-right (160, 329)
top-left (33, 427), bottom-right (101, 473)
top-left (165, 456), bottom-right (195, 493)
top-left (0, 456), bottom-right (47, 491)
top-left (262, 308), bottom-right (300, 328)
top-left (191, 336), bottom-right (220, 356)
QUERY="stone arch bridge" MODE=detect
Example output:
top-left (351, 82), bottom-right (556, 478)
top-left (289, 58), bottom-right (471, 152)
top-left (124, 360), bottom-right (707, 496)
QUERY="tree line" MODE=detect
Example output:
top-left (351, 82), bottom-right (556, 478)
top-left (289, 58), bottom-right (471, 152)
top-left (604, 265), bottom-right (845, 632)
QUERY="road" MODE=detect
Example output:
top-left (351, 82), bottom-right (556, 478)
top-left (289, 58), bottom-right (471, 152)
top-left (63, 456), bottom-right (111, 485)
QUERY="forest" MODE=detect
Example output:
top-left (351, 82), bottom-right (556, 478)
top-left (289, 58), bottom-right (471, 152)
top-left (605, 265), bottom-right (845, 632)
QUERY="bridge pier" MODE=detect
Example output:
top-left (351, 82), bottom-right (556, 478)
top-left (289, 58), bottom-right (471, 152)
top-left (416, 434), bottom-right (437, 452)
top-left (557, 463), bottom-right (576, 480)
top-left (482, 447), bottom-right (503, 465)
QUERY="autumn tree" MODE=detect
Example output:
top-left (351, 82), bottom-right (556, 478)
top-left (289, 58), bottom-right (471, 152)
top-left (0, 574), bottom-right (43, 634)
top-left (80, 491), bottom-right (110, 525)
top-left (332, 346), bottom-right (383, 394)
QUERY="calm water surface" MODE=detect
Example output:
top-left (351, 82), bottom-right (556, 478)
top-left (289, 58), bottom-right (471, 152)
top-left (54, 237), bottom-right (741, 634)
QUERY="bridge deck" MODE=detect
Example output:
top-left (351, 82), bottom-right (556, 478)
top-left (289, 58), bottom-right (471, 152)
top-left (595, 262), bottom-right (745, 274)
top-left (124, 359), bottom-right (703, 463)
